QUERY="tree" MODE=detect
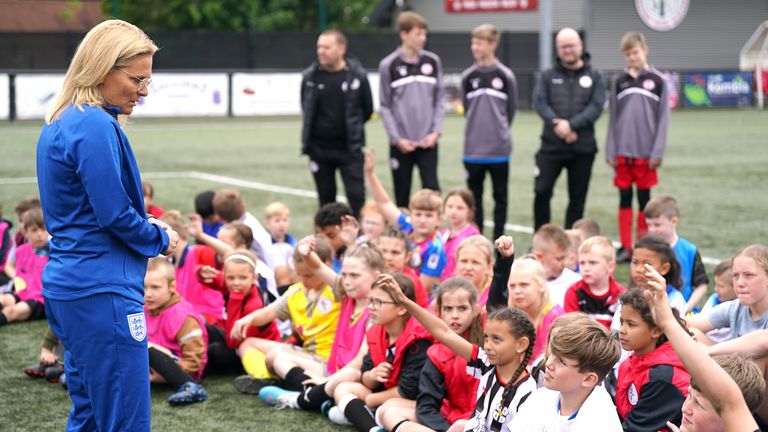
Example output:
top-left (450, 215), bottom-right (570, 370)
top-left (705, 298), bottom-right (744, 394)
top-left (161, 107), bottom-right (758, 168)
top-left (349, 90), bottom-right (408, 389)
top-left (104, 0), bottom-right (381, 32)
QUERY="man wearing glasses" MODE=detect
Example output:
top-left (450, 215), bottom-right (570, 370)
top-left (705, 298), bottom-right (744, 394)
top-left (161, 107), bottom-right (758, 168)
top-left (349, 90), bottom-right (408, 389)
top-left (532, 28), bottom-right (606, 231)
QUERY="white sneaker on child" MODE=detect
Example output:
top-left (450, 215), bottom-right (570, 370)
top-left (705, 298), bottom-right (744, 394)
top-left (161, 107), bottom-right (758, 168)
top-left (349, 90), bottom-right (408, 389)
top-left (274, 391), bottom-right (301, 410)
top-left (327, 405), bottom-right (352, 426)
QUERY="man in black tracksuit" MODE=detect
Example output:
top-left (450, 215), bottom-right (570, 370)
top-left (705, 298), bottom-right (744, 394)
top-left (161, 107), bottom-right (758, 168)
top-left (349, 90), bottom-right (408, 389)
top-left (533, 28), bottom-right (605, 230)
top-left (301, 30), bottom-right (373, 218)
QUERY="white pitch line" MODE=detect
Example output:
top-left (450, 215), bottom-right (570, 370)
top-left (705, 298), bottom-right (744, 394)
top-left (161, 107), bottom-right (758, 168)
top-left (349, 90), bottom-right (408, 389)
top-left (0, 170), bottom-right (721, 265)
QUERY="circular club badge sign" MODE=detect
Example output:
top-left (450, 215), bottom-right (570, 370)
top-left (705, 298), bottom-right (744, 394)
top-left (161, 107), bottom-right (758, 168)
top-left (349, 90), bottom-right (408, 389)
top-left (635, 0), bottom-right (689, 32)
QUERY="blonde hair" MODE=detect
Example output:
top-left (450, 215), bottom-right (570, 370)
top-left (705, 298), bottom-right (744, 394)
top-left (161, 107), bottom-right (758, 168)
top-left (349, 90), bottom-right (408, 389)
top-left (146, 257), bottom-right (176, 283)
top-left (509, 257), bottom-right (550, 326)
top-left (264, 202), bottom-right (290, 220)
top-left (222, 250), bottom-right (259, 273)
top-left (620, 31), bottom-right (647, 52)
top-left (578, 236), bottom-right (616, 262)
top-left (471, 24), bottom-right (500, 44)
top-left (46, 19), bottom-right (158, 126)
top-left (456, 235), bottom-right (494, 266)
top-left (409, 189), bottom-right (442, 213)
top-left (735, 244), bottom-right (768, 277)
top-left (533, 223), bottom-right (571, 252)
top-left (564, 229), bottom-right (583, 254)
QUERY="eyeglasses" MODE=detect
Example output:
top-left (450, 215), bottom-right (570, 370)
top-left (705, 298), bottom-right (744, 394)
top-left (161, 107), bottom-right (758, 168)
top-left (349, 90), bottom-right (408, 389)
top-left (367, 297), bottom-right (398, 311)
top-left (117, 68), bottom-right (152, 91)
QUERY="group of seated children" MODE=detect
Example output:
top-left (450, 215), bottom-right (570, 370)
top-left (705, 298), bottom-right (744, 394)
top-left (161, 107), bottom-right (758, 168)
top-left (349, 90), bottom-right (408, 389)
top-left (4, 170), bottom-right (768, 432)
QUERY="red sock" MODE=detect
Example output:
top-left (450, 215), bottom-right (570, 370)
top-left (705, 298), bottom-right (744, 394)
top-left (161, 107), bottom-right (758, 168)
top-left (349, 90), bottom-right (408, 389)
top-left (636, 211), bottom-right (648, 240)
top-left (619, 208), bottom-right (634, 249)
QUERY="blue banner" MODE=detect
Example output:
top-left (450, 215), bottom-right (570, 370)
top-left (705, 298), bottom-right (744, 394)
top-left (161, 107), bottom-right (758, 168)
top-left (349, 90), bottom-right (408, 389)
top-left (683, 72), bottom-right (753, 107)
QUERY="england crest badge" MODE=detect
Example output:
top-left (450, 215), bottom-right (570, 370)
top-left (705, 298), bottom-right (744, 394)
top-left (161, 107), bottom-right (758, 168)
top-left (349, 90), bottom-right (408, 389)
top-left (127, 312), bottom-right (147, 342)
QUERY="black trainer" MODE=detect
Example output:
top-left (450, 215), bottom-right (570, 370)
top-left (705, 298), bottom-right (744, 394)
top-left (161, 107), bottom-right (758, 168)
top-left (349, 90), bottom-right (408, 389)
top-left (616, 246), bottom-right (632, 263)
top-left (233, 375), bottom-right (279, 395)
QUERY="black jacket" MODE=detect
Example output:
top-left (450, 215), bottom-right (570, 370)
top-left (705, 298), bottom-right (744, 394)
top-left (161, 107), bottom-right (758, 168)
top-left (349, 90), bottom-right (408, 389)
top-left (533, 53), bottom-right (606, 155)
top-left (300, 54), bottom-right (373, 154)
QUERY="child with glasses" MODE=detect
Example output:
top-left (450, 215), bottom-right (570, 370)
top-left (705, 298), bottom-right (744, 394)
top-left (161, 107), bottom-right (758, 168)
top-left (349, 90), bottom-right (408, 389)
top-left (326, 273), bottom-right (433, 432)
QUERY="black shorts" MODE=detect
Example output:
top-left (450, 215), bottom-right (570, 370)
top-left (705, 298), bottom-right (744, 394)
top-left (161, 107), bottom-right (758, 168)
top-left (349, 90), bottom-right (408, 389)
top-left (11, 294), bottom-right (46, 320)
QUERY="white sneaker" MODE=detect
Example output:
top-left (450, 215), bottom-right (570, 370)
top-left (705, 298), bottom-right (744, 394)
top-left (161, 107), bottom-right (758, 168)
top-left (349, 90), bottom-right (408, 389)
top-left (274, 391), bottom-right (301, 410)
top-left (327, 405), bottom-right (351, 426)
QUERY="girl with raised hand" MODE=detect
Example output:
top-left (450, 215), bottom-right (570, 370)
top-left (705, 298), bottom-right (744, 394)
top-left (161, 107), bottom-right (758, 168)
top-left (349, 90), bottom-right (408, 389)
top-left (377, 278), bottom-right (484, 432)
top-left (328, 274), bottom-right (433, 432)
top-left (258, 239), bottom-right (385, 407)
top-left (378, 274), bottom-right (537, 432)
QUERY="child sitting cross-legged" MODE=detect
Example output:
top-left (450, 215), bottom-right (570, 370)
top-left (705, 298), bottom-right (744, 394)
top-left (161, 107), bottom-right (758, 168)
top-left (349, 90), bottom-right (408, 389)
top-left (379, 274), bottom-right (537, 432)
top-left (256, 239), bottom-right (385, 407)
top-left (327, 274), bottom-right (433, 432)
top-left (229, 239), bottom-right (340, 394)
top-left (376, 278), bottom-right (484, 432)
top-left (144, 257), bottom-right (208, 406)
top-left (1, 208), bottom-right (49, 327)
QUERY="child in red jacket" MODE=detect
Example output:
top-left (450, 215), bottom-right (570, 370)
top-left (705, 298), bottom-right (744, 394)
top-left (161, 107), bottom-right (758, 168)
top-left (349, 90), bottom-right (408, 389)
top-left (616, 289), bottom-right (689, 431)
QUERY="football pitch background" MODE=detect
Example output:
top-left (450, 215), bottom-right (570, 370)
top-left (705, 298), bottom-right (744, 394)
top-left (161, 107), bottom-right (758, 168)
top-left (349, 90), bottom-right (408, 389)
top-left (0, 109), bottom-right (766, 430)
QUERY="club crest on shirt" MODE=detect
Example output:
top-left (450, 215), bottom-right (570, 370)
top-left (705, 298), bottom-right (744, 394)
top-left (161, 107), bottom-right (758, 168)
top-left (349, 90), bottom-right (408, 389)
top-left (317, 297), bottom-right (333, 314)
top-left (579, 75), bottom-right (593, 88)
top-left (420, 62), bottom-right (434, 76)
top-left (397, 65), bottom-right (408, 77)
top-left (491, 77), bottom-right (504, 90)
top-left (351, 78), bottom-right (360, 90)
top-left (127, 312), bottom-right (146, 342)
top-left (427, 253), bottom-right (440, 269)
top-left (643, 79), bottom-right (656, 91)
top-left (628, 383), bottom-right (639, 405)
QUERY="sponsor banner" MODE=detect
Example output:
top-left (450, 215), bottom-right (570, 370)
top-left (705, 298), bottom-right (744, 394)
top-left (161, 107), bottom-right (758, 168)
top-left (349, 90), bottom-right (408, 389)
top-left (133, 73), bottom-right (228, 118)
top-left (232, 73), bottom-right (303, 116)
top-left (445, 0), bottom-right (537, 13)
top-left (0, 74), bottom-right (8, 120)
top-left (684, 72), bottom-right (753, 107)
top-left (15, 74), bottom-right (65, 120)
top-left (232, 73), bottom-right (385, 116)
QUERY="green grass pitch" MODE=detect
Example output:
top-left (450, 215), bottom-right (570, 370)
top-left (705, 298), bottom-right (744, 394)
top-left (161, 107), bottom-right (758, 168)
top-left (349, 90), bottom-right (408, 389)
top-left (0, 109), bottom-right (766, 430)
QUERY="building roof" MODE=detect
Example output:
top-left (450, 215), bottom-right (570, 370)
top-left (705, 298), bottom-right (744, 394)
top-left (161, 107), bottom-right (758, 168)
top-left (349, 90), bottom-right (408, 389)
top-left (0, 0), bottom-right (104, 32)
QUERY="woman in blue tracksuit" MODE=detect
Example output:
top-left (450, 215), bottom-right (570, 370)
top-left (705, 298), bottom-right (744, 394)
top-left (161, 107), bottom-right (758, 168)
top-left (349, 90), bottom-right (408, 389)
top-left (36, 19), bottom-right (179, 431)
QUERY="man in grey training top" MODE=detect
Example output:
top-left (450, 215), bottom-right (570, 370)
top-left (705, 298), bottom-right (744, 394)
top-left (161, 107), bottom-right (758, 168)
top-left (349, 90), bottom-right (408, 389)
top-left (378, 11), bottom-right (444, 208)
